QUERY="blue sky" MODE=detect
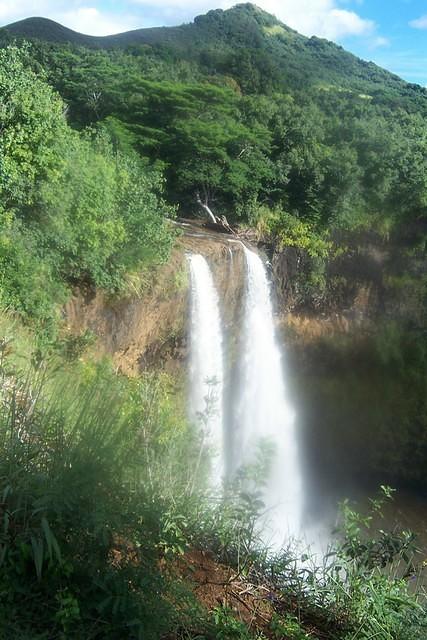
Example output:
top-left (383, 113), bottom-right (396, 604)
top-left (1, 1), bottom-right (427, 85)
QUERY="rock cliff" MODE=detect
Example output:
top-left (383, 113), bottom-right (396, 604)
top-left (65, 222), bottom-right (246, 376)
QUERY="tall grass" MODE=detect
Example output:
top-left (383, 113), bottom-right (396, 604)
top-left (0, 323), bottom-right (204, 638)
top-left (1, 315), bottom-right (426, 639)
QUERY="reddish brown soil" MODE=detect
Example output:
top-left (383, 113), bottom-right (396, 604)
top-left (178, 550), bottom-right (274, 633)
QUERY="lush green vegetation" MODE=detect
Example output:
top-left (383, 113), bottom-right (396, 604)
top-left (0, 46), bottom-right (175, 329)
top-left (24, 41), bottom-right (427, 235)
top-left (1, 4), bottom-right (426, 238)
top-left (3, 5), bottom-right (427, 109)
top-left (0, 315), bottom-right (426, 639)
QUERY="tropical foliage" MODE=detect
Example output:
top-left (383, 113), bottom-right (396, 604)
top-left (0, 46), bottom-right (174, 327)
top-left (7, 5), bottom-right (424, 238)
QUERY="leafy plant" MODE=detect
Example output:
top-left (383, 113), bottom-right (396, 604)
top-left (211, 606), bottom-right (253, 640)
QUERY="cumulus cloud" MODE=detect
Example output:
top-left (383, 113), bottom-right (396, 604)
top-left (409, 14), bottom-right (427, 30)
top-left (0, 1), bottom-right (139, 35)
top-left (0, 0), bottom-right (52, 21)
top-left (55, 8), bottom-right (137, 36)
top-left (251, 0), bottom-right (375, 40)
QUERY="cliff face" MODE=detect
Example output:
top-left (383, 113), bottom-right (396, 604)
top-left (65, 221), bottom-right (426, 376)
top-left (269, 232), bottom-right (427, 493)
top-left (271, 230), bottom-right (426, 348)
top-left (65, 223), bottom-right (246, 376)
top-left (65, 223), bottom-right (426, 375)
top-left (64, 223), bottom-right (426, 489)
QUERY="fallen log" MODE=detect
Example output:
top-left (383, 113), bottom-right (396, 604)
top-left (203, 215), bottom-right (237, 235)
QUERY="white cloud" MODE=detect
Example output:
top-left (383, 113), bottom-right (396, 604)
top-left (253, 1), bottom-right (375, 40)
top-left (55, 8), bottom-right (137, 36)
top-left (371, 35), bottom-right (390, 48)
top-left (409, 14), bottom-right (427, 30)
top-left (0, 1), bottom-right (139, 35)
top-left (0, 0), bottom-right (51, 21)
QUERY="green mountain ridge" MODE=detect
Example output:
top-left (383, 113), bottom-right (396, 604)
top-left (1, 4), bottom-right (425, 382)
top-left (0, 15), bottom-right (186, 48)
top-left (2, 3), bottom-right (426, 104)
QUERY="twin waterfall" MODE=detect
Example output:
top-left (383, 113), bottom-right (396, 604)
top-left (188, 245), bottom-right (302, 544)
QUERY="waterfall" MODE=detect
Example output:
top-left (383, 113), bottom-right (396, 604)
top-left (187, 254), bottom-right (224, 480)
top-left (234, 245), bottom-right (303, 544)
top-left (187, 245), bottom-right (303, 545)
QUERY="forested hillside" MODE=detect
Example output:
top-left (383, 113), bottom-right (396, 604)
top-left (3, 5), bottom-right (427, 107)
top-left (2, 3), bottom-right (427, 234)
top-left (1, 3), bottom-right (426, 334)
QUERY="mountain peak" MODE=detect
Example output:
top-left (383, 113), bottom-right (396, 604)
top-left (194, 3), bottom-right (286, 30)
top-left (1, 16), bottom-right (101, 45)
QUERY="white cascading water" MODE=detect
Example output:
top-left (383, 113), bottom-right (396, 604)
top-left (234, 245), bottom-right (303, 544)
top-left (187, 254), bottom-right (224, 480)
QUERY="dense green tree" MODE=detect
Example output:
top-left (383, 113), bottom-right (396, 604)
top-left (0, 46), bottom-right (174, 324)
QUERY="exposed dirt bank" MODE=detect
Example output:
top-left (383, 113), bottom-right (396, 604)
top-left (65, 221), bottom-right (245, 376)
